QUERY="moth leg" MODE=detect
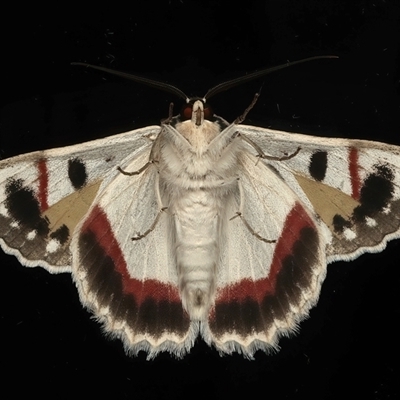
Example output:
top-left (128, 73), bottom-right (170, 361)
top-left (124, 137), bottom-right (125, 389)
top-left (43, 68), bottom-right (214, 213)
top-left (234, 93), bottom-right (260, 124)
top-left (117, 160), bottom-right (156, 176)
top-left (131, 171), bottom-right (167, 241)
top-left (160, 102), bottom-right (175, 124)
top-left (230, 178), bottom-right (276, 243)
top-left (240, 134), bottom-right (301, 162)
top-left (230, 212), bottom-right (276, 243)
top-left (132, 207), bottom-right (168, 240)
top-left (118, 132), bottom-right (162, 176)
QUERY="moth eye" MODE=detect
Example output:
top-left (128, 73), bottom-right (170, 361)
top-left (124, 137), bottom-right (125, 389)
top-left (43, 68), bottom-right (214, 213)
top-left (181, 104), bottom-right (193, 120)
top-left (203, 105), bottom-right (213, 120)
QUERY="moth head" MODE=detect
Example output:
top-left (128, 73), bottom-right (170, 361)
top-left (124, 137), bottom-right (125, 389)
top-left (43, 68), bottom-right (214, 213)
top-left (180, 99), bottom-right (214, 126)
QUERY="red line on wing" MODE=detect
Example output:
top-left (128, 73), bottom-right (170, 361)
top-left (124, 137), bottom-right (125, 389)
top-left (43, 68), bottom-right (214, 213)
top-left (83, 205), bottom-right (180, 304)
top-left (37, 158), bottom-right (49, 211)
top-left (349, 147), bottom-right (360, 200)
top-left (216, 202), bottom-right (314, 303)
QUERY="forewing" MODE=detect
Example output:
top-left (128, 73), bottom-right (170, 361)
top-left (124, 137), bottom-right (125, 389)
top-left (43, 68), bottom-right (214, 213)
top-left (239, 126), bottom-right (400, 262)
top-left (0, 126), bottom-right (159, 271)
top-left (206, 150), bottom-right (328, 357)
top-left (72, 146), bottom-right (193, 359)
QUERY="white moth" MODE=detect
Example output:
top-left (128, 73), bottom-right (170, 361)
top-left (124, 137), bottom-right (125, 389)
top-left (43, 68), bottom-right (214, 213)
top-left (1, 57), bottom-right (399, 359)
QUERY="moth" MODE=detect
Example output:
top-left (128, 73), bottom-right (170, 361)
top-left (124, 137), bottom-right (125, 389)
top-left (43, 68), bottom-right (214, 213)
top-left (1, 57), bottom-right (399, 359)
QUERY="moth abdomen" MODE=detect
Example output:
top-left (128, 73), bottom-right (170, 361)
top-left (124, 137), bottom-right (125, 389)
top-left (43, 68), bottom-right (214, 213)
top-left (174, 188), bottom-right (220, 320)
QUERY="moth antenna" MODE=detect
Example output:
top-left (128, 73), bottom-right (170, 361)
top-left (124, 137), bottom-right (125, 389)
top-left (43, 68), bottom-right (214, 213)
top-left (203, 55), bottom-right (338, 100)
top-left (71, 62), bottom-right (190, 102)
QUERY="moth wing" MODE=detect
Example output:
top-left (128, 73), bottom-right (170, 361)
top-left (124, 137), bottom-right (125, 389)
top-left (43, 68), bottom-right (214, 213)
top-left (205, 150), bottom-right (328, 357)
top-left (0, 126), bottom-right (159, 272)
top-left (238, 126), bottom-right (400, 262)
top-left (72, 146), bottom-right (193, 359)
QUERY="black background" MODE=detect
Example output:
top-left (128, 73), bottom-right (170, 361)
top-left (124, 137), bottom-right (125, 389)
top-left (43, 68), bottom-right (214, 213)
top-left (1, 1), bottom-right (399, 398)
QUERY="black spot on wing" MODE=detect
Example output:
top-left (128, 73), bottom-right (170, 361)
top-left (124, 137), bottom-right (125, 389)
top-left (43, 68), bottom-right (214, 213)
top-left (50, 224), bottom-right (70, 245)
top-left (353, 164), bottom-right (394, 222)
top-left (333, 214), bottom-right (352, 233)
top-left (309, 151), bottom-right (327, 181)
top-left (279, 227), bottom-right (318, 291)
top-left (4, 179), bottom-right (49, 236)
top-left (210, 299), bottom-right (267, 335)
top-left (80, 230), bottom-right (123, 308)
top-left (79, 229), bottom-right (190, 337)
top-left (210, 227), bottom-right (320, 337)
top-left (135, 298), bottom-right (189, 335)
top-left (68, 158), bottom-right (87, 189)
